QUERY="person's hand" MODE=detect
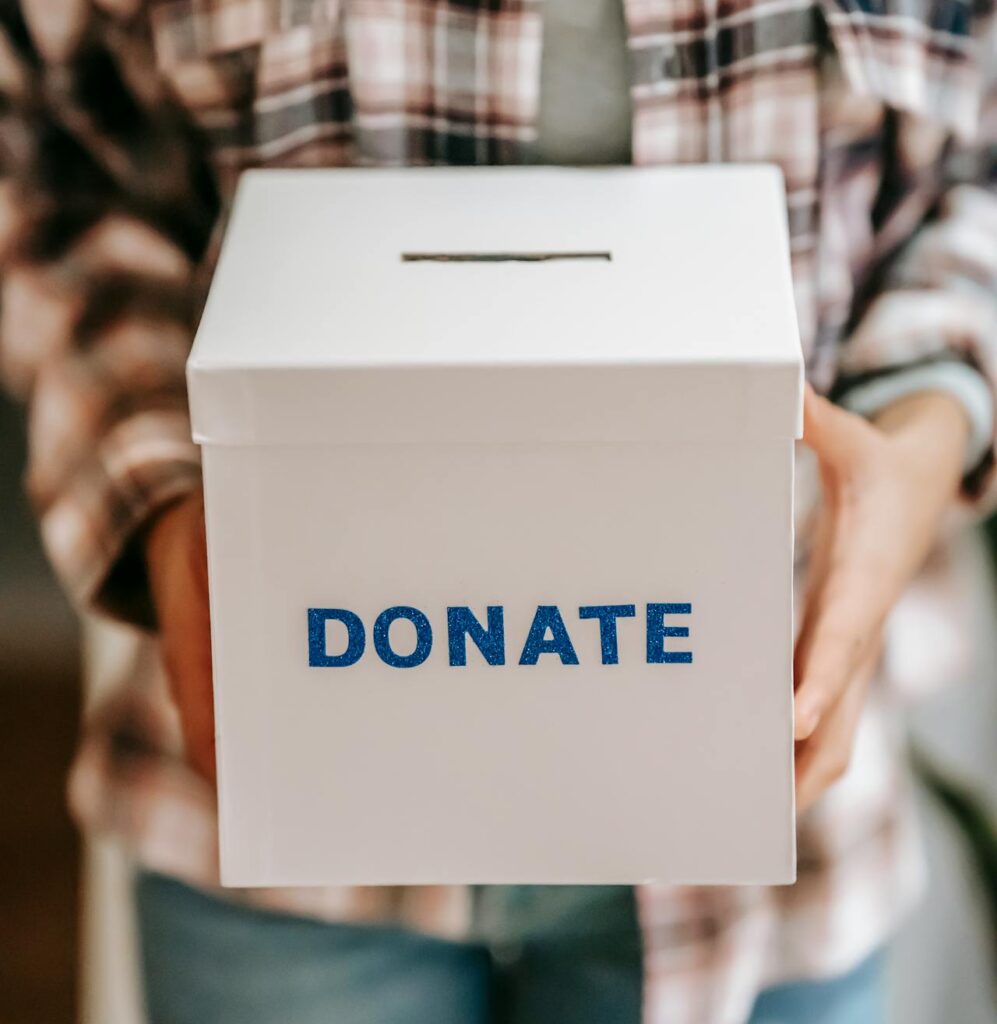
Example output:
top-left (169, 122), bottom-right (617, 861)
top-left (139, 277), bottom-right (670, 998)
top-left (144, 490), bottom-right (215, 782)
top-left (794, 383), bottom-right (970, 812)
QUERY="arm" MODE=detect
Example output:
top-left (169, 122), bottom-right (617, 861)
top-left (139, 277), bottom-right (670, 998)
top-left (832, 3), bottom-right (997, 501)
top-left (0, 0), bottom-right (218, 622)
top-left (0, 1), bottom-right (219, 776)
top-left (795, 3), bottom-right (996, 809)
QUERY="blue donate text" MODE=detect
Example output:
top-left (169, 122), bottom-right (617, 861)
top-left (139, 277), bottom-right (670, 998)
top-left (307, 603), bottom-right (692, 668)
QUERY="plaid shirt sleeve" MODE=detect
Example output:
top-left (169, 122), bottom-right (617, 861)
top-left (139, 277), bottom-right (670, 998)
top-left (832, 2), bottom-right (997, 501)
top-left (0, 1), bottom-right (219, 625)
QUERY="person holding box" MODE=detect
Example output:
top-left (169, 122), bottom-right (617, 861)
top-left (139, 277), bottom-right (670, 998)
top-left (0, 1), bottom-right (994, 1022)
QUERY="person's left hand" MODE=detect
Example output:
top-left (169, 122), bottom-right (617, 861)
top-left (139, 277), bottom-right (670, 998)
top-left (794, 383), bottom-right (971, 812)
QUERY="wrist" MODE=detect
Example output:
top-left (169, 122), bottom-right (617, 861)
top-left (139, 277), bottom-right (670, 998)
top-left (143, 490), bottom-right (204, 592)
top-left (873, 387), bottom-right (968, 434)
top-left (873, 390), bottom-right (969, 491)
top-left (840, 362), bottom-right (993, 475)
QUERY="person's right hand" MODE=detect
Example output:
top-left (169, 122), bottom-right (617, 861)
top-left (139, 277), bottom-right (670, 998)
top-left (144, 490), bottom-right (216, 782)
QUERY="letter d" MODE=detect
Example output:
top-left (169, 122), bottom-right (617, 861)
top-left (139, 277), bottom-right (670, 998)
top-left (308, 608), bottom-right (366, 666)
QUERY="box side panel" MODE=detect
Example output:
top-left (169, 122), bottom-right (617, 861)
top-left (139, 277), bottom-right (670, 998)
top-left (201, 446), bottom-right (282, 882)
top-left (205, 439), bottom-right (796, 886)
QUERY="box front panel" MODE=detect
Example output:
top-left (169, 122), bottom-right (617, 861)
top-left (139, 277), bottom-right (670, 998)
top-left (203, 440), bottom-right (795, 886)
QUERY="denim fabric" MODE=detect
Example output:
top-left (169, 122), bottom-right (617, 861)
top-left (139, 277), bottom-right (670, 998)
top-left (135, 872), bottom-right (885, 1024)
top-left (747, 951), bottom-right (886, 1024)
top-left (135, 873), bottom-right (642, 1024)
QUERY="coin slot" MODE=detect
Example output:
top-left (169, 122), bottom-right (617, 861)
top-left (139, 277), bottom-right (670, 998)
top-left (401, 251), bottom-right (611, 263)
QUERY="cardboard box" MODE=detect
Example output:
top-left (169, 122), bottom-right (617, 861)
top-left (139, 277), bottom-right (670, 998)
top-left (188, 166), bottom-right (803, 887)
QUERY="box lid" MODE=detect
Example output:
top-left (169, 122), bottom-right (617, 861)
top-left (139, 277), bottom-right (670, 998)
top-left (188, 166), bottom-right (803, 446)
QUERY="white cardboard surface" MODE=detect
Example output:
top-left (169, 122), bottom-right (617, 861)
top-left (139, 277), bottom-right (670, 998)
top-left (190, 167), bottom-right (802, 887)
top-left (189, 166), bottom-right (802, 445)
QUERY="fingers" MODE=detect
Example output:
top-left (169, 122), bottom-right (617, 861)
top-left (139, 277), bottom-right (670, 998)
top-left (161, 605), bottom-right (216, 783)
top-left (178, 706), bottom-right (216, 783)
top-left (796, 641), bottom-right (879, 813)
top-left (148, 491), bottom-right (217, 783)
top-left (793, 493), bottom-right (890, 740)
top-left (186, 717), bottom-right (216, 783)
top-left (795, 387), bottom-right (891, 739)
top-left (793, 565), bottom-right (883, 739)
top-left (181, 645), bottom-right (216, 784)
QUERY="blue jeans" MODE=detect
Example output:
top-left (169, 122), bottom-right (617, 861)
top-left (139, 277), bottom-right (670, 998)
top-left (136, 873), bottom-right (885, 1024)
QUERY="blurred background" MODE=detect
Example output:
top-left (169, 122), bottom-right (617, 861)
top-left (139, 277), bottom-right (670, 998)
top-left (1, 391), bottom-right (80, 1023)
top-left (1, 382), bottom-right (995, 1023)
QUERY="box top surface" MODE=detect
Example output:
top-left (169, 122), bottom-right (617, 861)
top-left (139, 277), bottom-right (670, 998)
top-left (190, 167), bottom-right (803, 445)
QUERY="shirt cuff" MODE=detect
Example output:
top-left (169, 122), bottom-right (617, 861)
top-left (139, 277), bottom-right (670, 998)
top-left (38, 410), bottom-right (202, 628)
top-left (837, 362), bottom-right (994, 474)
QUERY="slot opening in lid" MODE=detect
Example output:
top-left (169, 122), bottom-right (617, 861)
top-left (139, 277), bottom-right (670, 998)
top-left (401, 251), bottom-right (612, 263)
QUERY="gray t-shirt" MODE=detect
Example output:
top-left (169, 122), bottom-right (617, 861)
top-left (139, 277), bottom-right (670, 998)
top-left (533, 0), bottom-right (632, 165)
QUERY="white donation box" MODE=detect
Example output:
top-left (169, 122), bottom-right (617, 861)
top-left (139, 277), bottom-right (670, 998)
top-left (188, 167), bottom-right (803, 886)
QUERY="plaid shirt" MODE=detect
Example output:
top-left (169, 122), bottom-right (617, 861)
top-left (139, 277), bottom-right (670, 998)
top-left (1, 1), bottom-right (995, 1021)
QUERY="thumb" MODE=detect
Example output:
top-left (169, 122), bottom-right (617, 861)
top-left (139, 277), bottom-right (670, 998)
top-left (802, 382), bottom-right (868, 470)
